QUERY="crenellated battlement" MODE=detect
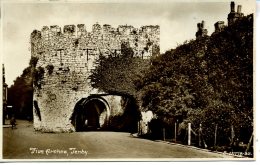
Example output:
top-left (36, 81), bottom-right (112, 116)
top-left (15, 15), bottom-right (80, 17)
top-left (31, 23), bottom-right (160, 60)
top-left (31, 23), bottom-right (159, 40)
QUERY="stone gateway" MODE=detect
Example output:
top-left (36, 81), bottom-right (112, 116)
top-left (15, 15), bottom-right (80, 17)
top-left (30, 23), bottom-right (160, 132)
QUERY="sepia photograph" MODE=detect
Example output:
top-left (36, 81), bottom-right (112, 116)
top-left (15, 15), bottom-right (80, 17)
top-left (0, 0), bottom-right (256, 161)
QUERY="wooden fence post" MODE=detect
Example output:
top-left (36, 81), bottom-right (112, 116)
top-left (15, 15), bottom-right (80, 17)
top-left (231, 125), bottom-right (235, 145)
top-left (188, 123), bottom-right (191, 146)
top-left (163, 128), bottom-right (166, 141)
top-left (214, 124), bottom-right (218, 147)
top-left (138, 121), bottom-right (140, 135)
top-left (199, 123), bottom-right (202, 147)
top-left (174, 122), bottom-right (177, 143)
top-left (246, 133), bottom-right (253, 153)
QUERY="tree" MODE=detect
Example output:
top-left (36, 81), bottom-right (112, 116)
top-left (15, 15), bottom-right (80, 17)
top-left (7, 65), bottom-right (33, 119)
top-left (138, 14), bottom-right (253, 146)
top-left (138, 36), bottom-right (211, 122)
top-left (89, 42), bottom-right (150, 97)
top-left (7, 56), bottom-right (41, 120)
top-left (201, 14), bottom-right (253, 144)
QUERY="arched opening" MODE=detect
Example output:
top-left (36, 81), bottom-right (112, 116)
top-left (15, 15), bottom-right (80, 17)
top-left (71, 97), bottom-right (110, 131)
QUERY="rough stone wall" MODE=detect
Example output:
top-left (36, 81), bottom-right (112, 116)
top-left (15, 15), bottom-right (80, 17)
top-left (30, 23), bottom-right (160, 132)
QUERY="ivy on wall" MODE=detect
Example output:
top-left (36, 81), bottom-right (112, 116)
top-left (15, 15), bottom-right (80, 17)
top-left (46, 64), bottom-right (54, 75)
top-left (33, 66), bottom-right (45, 89)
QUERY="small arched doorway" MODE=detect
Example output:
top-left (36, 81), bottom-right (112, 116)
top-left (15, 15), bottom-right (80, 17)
top-left (71, 97), bottom-right (110, 131)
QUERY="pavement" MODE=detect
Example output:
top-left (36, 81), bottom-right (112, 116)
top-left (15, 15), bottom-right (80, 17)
top-left (2, 120), bottom-right (243, 160)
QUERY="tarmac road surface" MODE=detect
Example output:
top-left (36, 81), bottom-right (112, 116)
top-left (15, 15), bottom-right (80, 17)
top-left (2, 120), bottom-right (235, 160)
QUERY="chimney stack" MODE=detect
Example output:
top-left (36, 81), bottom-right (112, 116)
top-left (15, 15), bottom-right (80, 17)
top-left (201, 20), bottom-right (205, 28)
top-left (231, 1), bottom-right (235, 12)
top-left (195, 21), bottom-right (208, 39)
top-left (237, 5), bottom-right (242, 13)
top-left (214, 21), bottom-right (225, 33)
top-left (197, 23), bottom-right (201, 30)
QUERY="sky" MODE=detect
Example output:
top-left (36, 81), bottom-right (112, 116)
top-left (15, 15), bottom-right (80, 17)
top-left (0, 0), bottom-right (255, 86)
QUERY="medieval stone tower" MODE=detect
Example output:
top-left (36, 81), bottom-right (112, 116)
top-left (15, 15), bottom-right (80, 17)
top-left (30, 23), bottom-right (160, 132)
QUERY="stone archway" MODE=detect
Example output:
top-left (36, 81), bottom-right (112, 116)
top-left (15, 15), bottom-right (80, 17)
top-left (71, 97), bottom-right (110, 131)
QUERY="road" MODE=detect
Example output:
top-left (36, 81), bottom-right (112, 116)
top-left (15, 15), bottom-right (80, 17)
top-left (2, 120), bottom-right (234, 160)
